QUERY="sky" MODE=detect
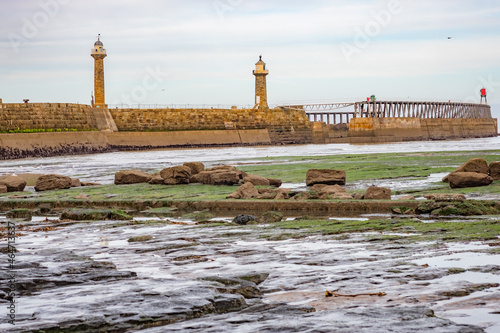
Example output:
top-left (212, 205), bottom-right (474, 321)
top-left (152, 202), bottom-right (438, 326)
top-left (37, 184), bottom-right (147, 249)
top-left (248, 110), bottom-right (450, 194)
top-left (1, 0), bottom-right (500, 117)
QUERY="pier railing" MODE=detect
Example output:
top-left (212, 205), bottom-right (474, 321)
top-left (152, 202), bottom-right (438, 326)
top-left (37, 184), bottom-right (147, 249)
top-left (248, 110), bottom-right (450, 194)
top-left (280, 101), bottom-right (492, 125)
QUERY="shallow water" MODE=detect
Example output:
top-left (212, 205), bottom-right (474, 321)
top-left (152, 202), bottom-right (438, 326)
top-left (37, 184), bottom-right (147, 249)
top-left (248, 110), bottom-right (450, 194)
top-left (0, 137), bottom-right (499, 184)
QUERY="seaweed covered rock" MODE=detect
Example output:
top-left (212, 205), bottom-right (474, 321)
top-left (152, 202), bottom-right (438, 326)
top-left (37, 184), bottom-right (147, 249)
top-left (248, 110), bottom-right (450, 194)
top-left (114, 170), bottom-right (152, 185)
top-left (35, 174), bottom-right (72, 192)
top-left (416, 200), bottom-right (500, 216)
top-left (448, 172), bottom-right (493, 189)
top-left (258, 211), bottom-right (284, 223)
top-left (61, 208), bottom-right (132, 221)
top-left (160, 166), bottom-right (191, 185)
top-left (6, 208), bottom-right (33, 220)
top-left (424, 194), bottom-right (466, 202)
top-left (306, 169), bottom-right (346, 186)
top-left (0, 174), bottom-right (27, 192)
top-left (232, 214), bottom-right (256, 225)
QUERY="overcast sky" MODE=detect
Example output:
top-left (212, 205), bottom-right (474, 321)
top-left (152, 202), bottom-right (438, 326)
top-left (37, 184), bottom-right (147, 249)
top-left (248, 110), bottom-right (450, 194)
top-left (1, 0), bottom-right (500, 109)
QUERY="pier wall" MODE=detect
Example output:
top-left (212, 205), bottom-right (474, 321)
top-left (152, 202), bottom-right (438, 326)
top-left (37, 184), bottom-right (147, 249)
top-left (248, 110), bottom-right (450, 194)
top-left (0, 103), bottom-right (99, 132)
top-left (109, 107), bottom-right (310, 132)
top-left (346, 117), bottom-right (498, 143)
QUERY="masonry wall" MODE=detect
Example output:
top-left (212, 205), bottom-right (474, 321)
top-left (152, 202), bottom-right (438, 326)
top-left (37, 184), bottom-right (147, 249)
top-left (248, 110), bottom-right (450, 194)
top-left (109, 107), bottom-right (311, 132)
top-left (0, 131), bottom-right (110, 160)
top-left (0, 103), bottom-right (99, 132)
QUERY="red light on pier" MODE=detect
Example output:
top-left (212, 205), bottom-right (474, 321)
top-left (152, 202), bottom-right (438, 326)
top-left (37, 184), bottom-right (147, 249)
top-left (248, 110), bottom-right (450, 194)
top-left (480, 88), bottom-right (486, 97)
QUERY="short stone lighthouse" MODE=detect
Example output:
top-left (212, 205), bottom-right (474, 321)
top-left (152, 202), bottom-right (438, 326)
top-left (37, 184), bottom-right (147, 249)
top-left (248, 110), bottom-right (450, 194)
top-left (91, 34), bottom-right (107, 108)
top-left (253, 56), bottom-right (269, 109)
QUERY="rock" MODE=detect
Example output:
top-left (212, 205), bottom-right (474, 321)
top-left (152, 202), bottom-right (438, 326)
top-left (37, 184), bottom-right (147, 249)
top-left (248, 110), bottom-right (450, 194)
top-left (160, 166), bottom-right (191, 185)
top-left (274, 188), bottom-right (291, 200)
top-left (310, 184), bottom-right (352, 199)
top-left (306, 169), bottom-right (346, 186)
top-left (364, 186), bottom-right (391, 200)
top-left (443, 158), bottom-right (490, 182)
top-left (81, 182), bottom-right (101, 186)
top-left (352, 193), bottom-right (365, 200)
top-left (181, 211), bottom-right (214, 222)
top-left (35, 174), bottom-right (72, 192)
top-left (114, 170), bottom-right (152, 185)
top-left (208, 165), bottom-right (247, 179)
top-left (489, 161), bottom-right (500, 180)
top-left (128, 235), bottom-right (153, 242)
top-left (37, 203), bottom-right (53, 214)
top-left (268, 178), bottom-right (282, 187)
top-left (226, 182), bottom-right (259, 199)
top-left (310, 184), bottom-right (343, 194)
top-left (148, 174), bottom-right (165, 185)
top-left (398, 195), bottom-right (416, 200)
top-left (232, 214), bottom-right (256, 225)
top-left (236, 272), bottom-right (270, 285)
top-left (6, 208), bottom-right (32, 220)
top-left (0, 174), bottom-right (27, 192)
top-left (71, 178), bottom-right (82, 187)
top-left (61, 208), bottom-right (132, 221)
top-left (243, 174), bottom-right (270, 186)
top-left (183, 162), bottom-right (205, 175)
top-left (0, 184), bottom-right (6, 193)
top-left (424, 194), bottom-right (466, 202)
top-left (448, 172), bottom-right (493, 188)
top-left (201, 276), bottom-right (262, 298)
top-left (391, 206), bottom-right (415, 215)
top-left (192, 170), bottom-right (240, 186)
top-left (257, 188), bottom-right (291, 200)
top-left (257, 192), bottom-right (277, 200)
top-left (74, 194), bottom-right (90, 199)
top-left (259, 211), bottom-right (284, 223)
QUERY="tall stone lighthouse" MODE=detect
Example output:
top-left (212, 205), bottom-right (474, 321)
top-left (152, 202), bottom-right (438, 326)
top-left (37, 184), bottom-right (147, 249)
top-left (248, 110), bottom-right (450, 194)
top-left (91, 35), bottom-right (107, 108)
top-left (253, 56), bottom-right (269, 109)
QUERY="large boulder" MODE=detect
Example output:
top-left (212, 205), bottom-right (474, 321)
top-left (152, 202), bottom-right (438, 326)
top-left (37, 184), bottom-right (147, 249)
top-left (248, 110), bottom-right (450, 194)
top-left (306, 169), bottom-right (346, 186)
top-left (207, 165), bottom-right (247, 179)
top-left (489, 161), bottom-right (500, 180)
top-left (160, 166), bottom-right (191, 185)
top-left (232, 214), bottom-right (256, 225)
top-left (424, 193), bottom-right (466, 202)
top-left (243, 174), bottom-right (270, 186)
top-left (226, 182), bottom-right (259, 199)
top-left (0, 174), bottom-right (27, 192)
top-left (364, 186), bottom-right (391, 200)
top-left (35, 174), bottom-right (72, 192)
top-left (443, 158), bottom-right (489, 182)
top-left (191, 170), bottom-right (240, 186)
top-left (448, 172), bottom-right (493, 188)
top-left (183, 162), bottom-right (205, 176)
top-left (114, 170), bottom-right (152, 185)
